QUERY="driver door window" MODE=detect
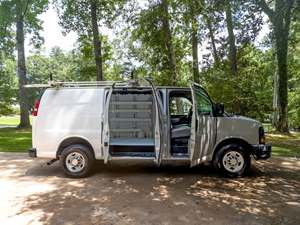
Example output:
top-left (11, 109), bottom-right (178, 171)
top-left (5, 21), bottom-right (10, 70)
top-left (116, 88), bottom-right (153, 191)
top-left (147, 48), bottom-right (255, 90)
top-left (194, 89), bottom-right (213, 116)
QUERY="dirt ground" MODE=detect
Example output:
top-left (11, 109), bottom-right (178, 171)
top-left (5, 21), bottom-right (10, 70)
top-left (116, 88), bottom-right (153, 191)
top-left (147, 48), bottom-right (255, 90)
top-left (0, 153), bottom-right (299, 225)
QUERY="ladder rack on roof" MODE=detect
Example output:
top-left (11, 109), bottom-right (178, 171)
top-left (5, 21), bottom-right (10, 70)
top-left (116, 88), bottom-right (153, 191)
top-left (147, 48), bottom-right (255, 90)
top-left (24, 80), bottom-right (139, 88)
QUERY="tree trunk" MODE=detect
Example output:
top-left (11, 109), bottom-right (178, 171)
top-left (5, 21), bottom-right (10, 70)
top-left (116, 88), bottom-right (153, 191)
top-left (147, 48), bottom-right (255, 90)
top-left (274, 24), bottom-right (289, 132)
top-left (191, 11), bottom-right (199, 83)
top-left (161, 0), bottom-right (177, 85)
top-left (16, 10), bottom-right (30, 128)
top-left (272, 67), bottom-right (279, 128)
top-left (257, 0), bottom-right (293, 132)
top-left (206, 16), bottom-right (219, 65)
top-left (272, 0), bottom-right (292, 133)
top-left (225, 0), bottom-right (237, 76)
top-left (90, 0), bottom-right (103, 81)
top-left (192, 28), bottom-right (199, 83)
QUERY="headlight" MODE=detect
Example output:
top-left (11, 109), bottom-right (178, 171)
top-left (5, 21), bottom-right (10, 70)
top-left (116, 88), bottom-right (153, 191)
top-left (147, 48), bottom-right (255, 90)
top-left (259, 127), bottom-right (265, 144)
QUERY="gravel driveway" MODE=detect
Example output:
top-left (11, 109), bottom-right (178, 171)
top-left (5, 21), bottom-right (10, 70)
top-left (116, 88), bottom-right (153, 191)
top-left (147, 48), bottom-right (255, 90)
top-left (0, 153), bottom-right (299, 225)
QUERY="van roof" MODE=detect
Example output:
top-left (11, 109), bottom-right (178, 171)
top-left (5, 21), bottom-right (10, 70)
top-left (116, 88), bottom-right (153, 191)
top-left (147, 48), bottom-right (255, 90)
top-left (46, 86), bottom-right (190, 90)
top-left (25, 81), bottom-right (191, 90)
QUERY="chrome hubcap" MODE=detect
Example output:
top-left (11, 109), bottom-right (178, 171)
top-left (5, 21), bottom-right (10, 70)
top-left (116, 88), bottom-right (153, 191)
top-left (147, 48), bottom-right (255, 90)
top-left (66, 152), bottom-right (85, 173)
top-left (222, 151), bottom-right (244, 173)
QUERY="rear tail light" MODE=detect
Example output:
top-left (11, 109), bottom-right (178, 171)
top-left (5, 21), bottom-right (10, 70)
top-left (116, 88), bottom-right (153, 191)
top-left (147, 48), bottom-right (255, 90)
top-left (259, 127), bottom-right (265, 144)
top-left (32, 100), bottom-right (40, 116)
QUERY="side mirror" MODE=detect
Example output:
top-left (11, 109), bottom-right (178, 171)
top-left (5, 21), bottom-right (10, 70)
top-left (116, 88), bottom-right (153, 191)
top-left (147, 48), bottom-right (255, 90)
top-left (214, 103), bottom-right (224, 116)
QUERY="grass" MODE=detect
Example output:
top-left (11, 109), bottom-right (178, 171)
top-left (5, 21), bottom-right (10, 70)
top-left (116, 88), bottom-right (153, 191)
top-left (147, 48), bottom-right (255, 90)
top-left (0, 128), bottom-right (32, 152)
top-left (0, 116), bottom-right (20, 126)
top-left (266, 132), bottom-right (300, 158)
top-left (0, 115), bottom-right (33, 127)
top-left (262, 123), bottom-right (274, 133)
top-left (0, 116), bottom-right (32, 152)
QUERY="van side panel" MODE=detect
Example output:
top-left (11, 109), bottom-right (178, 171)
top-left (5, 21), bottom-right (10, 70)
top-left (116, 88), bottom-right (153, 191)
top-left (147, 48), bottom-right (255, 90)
top-left (216, 116), bottom-right (260, 146)
top-left (33, 88), bottom-right (104, 159)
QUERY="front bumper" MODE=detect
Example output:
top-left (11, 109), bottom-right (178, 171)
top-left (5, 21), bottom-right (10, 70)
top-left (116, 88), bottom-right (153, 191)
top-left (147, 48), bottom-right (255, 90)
top-left (252, 144), bottom-right (271, 160)
top-left (28, 148), bottom-right (37, 158)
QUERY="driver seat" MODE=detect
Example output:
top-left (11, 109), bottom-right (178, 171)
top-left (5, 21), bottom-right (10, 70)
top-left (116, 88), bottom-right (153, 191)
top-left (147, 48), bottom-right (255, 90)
top-left (171, 124), bottom-right (191, 139)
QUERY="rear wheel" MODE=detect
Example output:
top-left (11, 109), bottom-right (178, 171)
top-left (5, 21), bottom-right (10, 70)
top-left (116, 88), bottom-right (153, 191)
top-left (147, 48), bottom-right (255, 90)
top-left (213, 144), bottom-right (251, 178)
top-left (60, 144), bottom-right (95, 178)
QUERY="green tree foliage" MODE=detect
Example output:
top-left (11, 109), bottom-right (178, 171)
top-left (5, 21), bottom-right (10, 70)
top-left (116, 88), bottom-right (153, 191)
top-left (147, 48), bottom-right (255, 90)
top-left (0, 0), bottom-right (48, 127)
top-left (174, 0), bottom-right (204, 82)
top-left (200, 0), bottom-right (263, 66)
top-left (0, 4), bottom-right (14, 55)
top-left (17, 38), bottom-right (116, 109)
top-left (54, 0), bottom-right (124, 80)
top-left (0, 56), bottom-right (17, 115)
top-left (257, 0), bottom-right (298, 132)
top-left (202, 44), bottom-right (273, 120)
top-left (123, 0), bottom-right (191, 85)
top-left (24, 47), bottom-right (76, 108)
top-left (288, 17), bottom-right (300, 128)
top-left (72, 35), bottom-right (114, 80)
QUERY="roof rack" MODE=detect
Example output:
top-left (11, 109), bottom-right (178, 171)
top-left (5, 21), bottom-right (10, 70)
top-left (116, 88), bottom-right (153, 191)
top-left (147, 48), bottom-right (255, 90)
top-left (24, 80), bottom-right (138, 88)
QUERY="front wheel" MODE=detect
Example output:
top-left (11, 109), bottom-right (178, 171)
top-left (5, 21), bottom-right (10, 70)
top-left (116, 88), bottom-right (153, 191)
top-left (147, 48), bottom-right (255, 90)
top-left (213, 144), bottom-right (251, 178)
top-left (60, 144), bottom-right (95, 178)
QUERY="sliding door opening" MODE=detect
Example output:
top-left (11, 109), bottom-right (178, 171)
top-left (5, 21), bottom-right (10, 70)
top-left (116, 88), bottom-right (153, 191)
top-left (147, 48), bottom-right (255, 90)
top-left (108, 88), bottom-right (156, 157)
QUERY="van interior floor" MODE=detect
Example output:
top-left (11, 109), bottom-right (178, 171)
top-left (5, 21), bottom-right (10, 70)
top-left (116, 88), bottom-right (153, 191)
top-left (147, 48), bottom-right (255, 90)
top-left (109, 138), bottom-right (155, 157)
top-left (109, 148), bottom-right (155, 157)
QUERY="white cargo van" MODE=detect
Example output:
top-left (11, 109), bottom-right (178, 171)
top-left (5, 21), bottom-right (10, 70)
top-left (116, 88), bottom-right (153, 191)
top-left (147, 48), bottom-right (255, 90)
top-left (28, 80), bottom-right (271, 178)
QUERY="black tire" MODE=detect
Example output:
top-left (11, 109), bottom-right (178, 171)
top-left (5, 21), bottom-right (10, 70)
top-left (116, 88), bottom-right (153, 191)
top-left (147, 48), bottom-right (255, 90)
top-left (60, 144), bottom-right (95, 178)
top-left (213, 144), bottom-right (251, 178)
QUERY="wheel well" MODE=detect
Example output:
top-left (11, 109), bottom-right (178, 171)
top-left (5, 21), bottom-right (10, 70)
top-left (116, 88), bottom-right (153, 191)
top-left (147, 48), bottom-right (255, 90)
top-left (213, 138), bottom-right (252, 160)
top-left (57, 137), bottom-right (95, 158)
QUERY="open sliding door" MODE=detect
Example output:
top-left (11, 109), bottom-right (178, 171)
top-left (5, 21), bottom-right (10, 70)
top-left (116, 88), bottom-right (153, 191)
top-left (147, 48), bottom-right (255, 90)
top-left (189, 82), bottom-right (216, 167)
top-left (102, 84), bottom-right (115, 163)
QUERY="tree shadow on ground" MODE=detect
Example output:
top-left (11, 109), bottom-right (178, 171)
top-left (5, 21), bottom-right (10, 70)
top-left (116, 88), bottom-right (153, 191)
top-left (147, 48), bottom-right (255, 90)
top-left (3, 157), bottom-right (300, 225)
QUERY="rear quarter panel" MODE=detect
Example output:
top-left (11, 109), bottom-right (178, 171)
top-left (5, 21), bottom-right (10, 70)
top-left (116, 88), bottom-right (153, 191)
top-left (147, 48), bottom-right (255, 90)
top-left (33, 88), bottom-right (105, 159)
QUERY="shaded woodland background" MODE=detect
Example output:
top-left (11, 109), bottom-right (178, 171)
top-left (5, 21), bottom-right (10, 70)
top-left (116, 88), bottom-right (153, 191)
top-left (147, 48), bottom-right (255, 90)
top-left (0, 0), bottom-right (299, 132)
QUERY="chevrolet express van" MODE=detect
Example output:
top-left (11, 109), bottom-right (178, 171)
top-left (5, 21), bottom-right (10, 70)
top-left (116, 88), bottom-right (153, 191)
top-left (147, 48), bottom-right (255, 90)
top-left (28, 80), bottom-right (271, 178)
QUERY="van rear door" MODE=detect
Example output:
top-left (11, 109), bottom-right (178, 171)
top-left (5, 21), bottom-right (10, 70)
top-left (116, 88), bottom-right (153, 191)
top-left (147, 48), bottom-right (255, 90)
top-left (189, 82), bottom-right (216, 166)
